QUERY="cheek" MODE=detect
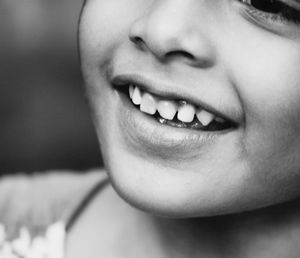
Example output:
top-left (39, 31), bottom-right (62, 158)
top-left (79, 0), bottom-right (137, 111)
top-left (226, 29), bottom-right (300, 133)
top-left (227, 33), bottom-right (300, 192)
top-left (79, 1), bottom-right (130, 63)
top-left (79, 0), bottom-right (151, 62)
top-left (240, 41), bottom-right (300, 151)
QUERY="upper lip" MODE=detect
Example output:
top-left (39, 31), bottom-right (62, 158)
top-left (111, 73), bottom-right (242, 126)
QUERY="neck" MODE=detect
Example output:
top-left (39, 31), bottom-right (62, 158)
top-left (149, 199), bottom-right (300, 258)
top-left (66, 185), bottom-right (300, 258)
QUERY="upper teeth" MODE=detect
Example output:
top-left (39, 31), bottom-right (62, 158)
top-left (177, 103), bottom-right (196, 123)
top-left (157, 100), bottom-right (177, 120)
top-left (129, 85), bottom-right (225, 127)
top-left (140, 93), bottom-right (156, 115)
top-left (196, 110), bottom-right (215, 126)
top-left (132, 86), bottom-right (142, 105)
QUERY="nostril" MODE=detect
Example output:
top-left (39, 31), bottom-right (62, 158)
top-left (129, 35), bottom-right (147, 51)
top-left (165, 50), bottom-right (195, 61)
top-left (130, 35), bottom-right (144, 46)
top-left (164, 50), bottom-right (212, 68)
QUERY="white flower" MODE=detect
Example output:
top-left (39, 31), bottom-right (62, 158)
top-left (45, 222), bottom-right (65, 258)
top-left (26, 236), bottom-right (47, 258)
top-left (0, 221), bottom-right (66, 258)
top-left (12, 227), bottom-right (31, 256)
top-left (1, 243), bottom-right (17, 258)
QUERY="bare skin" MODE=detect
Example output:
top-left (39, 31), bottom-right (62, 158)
top-left (74, 0), bottom-right (300, 257)
top-left (66, 182), bottom-right (300, 258)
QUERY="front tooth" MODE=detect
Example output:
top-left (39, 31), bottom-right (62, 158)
top-left (132, 86), bottom-right (142, 105)
top-left (157, 100), bottom-right (177, 120)
top-left (129, 85), bottom-right (134, 99)
top-left (140, 93), bottom-right (157, 115)
top-left (177, 103), bottom-right (196, 123)
top-left (196, 110), bottom-right (215, 126)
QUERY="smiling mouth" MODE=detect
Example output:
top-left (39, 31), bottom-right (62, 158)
top-left (114, 82), bottom-right (236, 132)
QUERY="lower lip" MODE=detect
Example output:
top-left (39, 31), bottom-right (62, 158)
top-left (116, 90), bottom-right (236, 162)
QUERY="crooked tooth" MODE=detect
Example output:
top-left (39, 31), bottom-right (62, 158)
top-left (177, 103), bottom-right (196, 123)
top-left (132, 86), bottom-right (142, 105)
top-left (157, 100), bottom-right (177, 120)
top-left (129, 85), bottom-right (134, 99)
top-left (140, 93), bottom-right (157, 115)
top-left (196, 109), bottom-right (215, 126)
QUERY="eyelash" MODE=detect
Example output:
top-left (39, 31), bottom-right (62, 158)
top-left (239, 0), bottom-right (300, 25)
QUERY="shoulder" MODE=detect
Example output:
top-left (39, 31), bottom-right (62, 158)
top-left (0, 168), bottom-right (108, 239)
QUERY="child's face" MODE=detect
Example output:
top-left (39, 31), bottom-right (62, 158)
top-left (79, 0), bottom-right (300, 216)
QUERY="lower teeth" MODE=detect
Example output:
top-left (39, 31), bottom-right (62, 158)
top-left (156, 113), bottom-right (230, 131)
top-left (156, 114), bottom-right (208, 130)
top-left (158, 117), bottom-right (188, 129)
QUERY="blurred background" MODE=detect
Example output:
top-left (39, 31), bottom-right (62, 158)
top-left (0, 0), bottom-right (102, 174)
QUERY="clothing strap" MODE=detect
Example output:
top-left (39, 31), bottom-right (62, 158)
top-left (65, 176), bottom-right (109, 232)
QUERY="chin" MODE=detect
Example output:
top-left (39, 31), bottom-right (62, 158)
top-left (99, 137), bottom-right (271, 218)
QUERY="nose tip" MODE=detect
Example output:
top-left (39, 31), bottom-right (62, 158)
top-left (129, 4), bottom-right (216, 68)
